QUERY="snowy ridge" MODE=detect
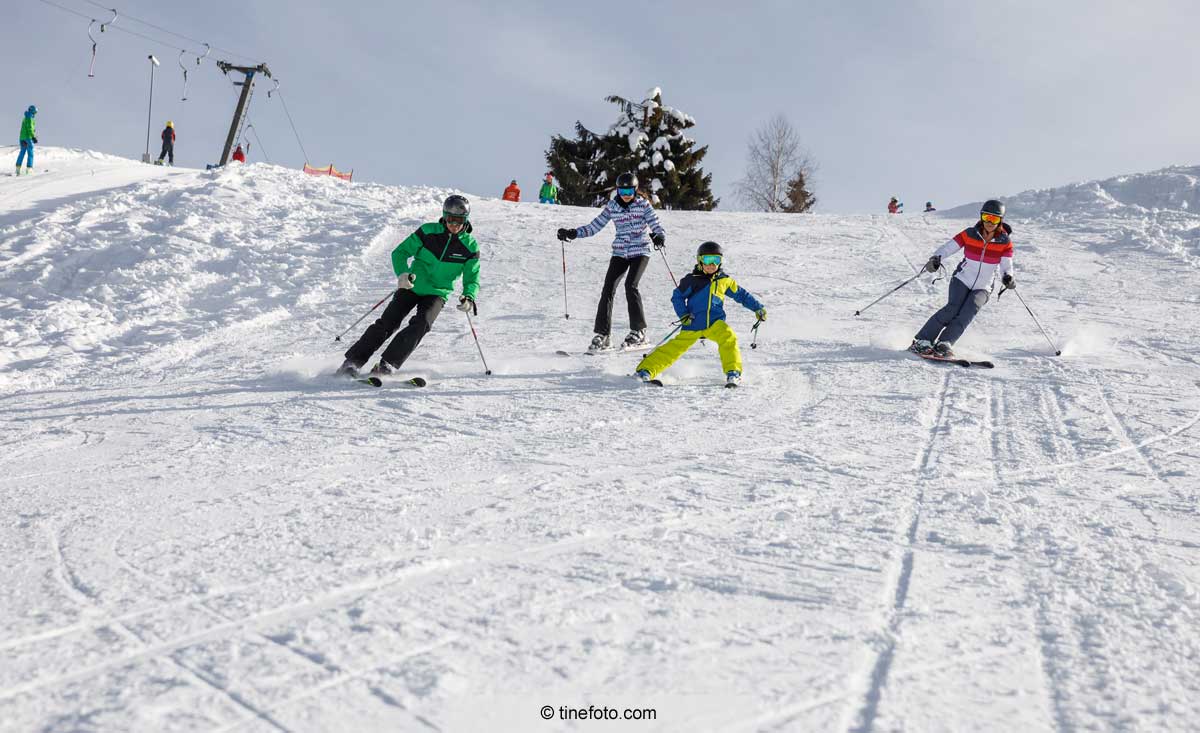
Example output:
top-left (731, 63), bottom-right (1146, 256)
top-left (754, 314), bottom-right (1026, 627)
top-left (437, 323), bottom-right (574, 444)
top-left (942, 164), bottom-right (1200, 266)
top-left (2, 150), bottom-right (1199, 731)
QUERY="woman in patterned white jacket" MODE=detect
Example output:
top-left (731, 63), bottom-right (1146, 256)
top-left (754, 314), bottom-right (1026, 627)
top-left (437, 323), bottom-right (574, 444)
top-left (557, 172), bottom-right (666, 353)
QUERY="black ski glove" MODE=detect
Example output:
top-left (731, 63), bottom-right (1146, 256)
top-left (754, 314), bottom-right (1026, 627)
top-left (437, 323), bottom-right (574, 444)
top-left (31, 136), bottom-right (38, 144)
top-left (924, 255), bottom-right (941, 273)
top-left (650, 232), bottom-right (666, 250)
top-left (557, 228), bottom-right (577, 242)
top-left (1002, 274), bottom-right (1015, 289)
top-left (457, 296), bottom-right (477, 315)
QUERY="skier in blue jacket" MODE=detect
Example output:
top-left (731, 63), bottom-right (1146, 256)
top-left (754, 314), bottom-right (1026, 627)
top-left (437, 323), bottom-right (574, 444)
top-left (557, 172), bottom-right (666, 352)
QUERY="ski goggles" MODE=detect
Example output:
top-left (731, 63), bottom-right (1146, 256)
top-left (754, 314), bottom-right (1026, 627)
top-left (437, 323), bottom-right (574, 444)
top-left (617, 187), bottom-right (636, 197)
top-left (980, 212), bottom-right (1003, 224)
top-left (698, 254), bottom-right (722, 266)
top-left (444, 214), bottom-right (467, 226)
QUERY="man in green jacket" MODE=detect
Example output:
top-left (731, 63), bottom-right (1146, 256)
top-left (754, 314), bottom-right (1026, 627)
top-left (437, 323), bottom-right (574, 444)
top-left (337, 195), bottom-right (481, 377)
top-left (16, 105), bottom-right (37, 175)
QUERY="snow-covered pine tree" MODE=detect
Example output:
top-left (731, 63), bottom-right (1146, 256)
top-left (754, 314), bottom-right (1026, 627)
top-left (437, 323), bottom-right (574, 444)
top-left (545, 123), bottom-right (610, 207)
top-left (544, 88), bottom-right (718, 210)
top-left (604, 88), bottom-right (718, 211)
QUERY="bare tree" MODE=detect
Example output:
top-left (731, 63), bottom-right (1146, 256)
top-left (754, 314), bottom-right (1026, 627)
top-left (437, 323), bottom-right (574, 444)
top-left (735, 115), bottom-right (817, 213)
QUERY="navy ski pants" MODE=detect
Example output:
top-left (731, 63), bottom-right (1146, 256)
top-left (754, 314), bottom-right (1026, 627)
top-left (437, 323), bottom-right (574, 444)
top-left (915, 277), bottom-right (987, 345)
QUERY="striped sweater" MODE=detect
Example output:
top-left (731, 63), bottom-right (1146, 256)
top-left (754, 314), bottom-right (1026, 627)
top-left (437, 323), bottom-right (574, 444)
top-left (574, 196), bottom-right (665, 259)
top-left (933, 224), bottom-right (1014, 290)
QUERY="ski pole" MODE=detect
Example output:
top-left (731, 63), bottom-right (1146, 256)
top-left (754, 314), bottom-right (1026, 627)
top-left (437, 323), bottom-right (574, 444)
top-left (1008, 288), bottom-right (1062, 356)
top-left (658, 247), bottom-right (678, 287)
top-left (654, 322), bottom-right (683, 348)
top-left (751, 320), bottom-right (762, 350)
top-left (853, 271), bottom-right (924, 316)
top-left (561, 240), bottom-right (570, 319)
top-left (465, 311), bottom-right (493, 375)
top-left (333, 289), bottom-right (395, 342)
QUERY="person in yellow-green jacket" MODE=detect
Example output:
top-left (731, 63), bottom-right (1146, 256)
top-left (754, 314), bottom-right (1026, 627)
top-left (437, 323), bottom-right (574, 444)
top-left (635, 241), bottom-right (765, 387)
top-left (337, 195), bottom-right (480, 377)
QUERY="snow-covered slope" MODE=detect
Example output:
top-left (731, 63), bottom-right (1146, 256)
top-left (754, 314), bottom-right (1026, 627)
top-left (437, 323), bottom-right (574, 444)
top-left (2, 151), bottom-right (1198, 732)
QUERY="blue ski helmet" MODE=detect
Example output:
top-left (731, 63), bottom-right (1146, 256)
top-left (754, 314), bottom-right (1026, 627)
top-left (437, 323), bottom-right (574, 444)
top-left (26, 105), bottom-right (37, 116)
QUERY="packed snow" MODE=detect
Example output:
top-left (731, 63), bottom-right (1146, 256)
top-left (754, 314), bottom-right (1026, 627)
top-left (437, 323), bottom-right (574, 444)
top-left (2, 149), bottom-right (1198, 731)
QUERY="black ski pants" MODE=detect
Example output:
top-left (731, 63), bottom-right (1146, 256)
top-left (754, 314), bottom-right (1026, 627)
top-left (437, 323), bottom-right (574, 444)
top-left (158, 141), bottom-right (174, 165)
top-left (344, 289), bottom-right (444, 369)
top-left (594, 255), bottom-right (649, 336)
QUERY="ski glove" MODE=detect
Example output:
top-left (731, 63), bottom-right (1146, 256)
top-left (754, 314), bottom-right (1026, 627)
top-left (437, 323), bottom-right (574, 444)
top-left (31, 136), bottom-right (38, 144)
top-left (924, 255), bottom-right (941, 273)
top-left (557, 228), bottom-right (577, 242)
top-left (755, 309), bottom-right (767, 322)
top-left (396, 273), bottom-right (416, 290)
top-left (1002, 274), bottom-right (1015, 290)
top-left (650, 232), bottom-right (666, 250)
top-left (457, 296), bottom-right (477, 315)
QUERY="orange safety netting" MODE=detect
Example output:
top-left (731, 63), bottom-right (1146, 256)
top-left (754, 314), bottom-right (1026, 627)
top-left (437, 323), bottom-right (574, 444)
top-left (303, 163), bottom-right (354, 182)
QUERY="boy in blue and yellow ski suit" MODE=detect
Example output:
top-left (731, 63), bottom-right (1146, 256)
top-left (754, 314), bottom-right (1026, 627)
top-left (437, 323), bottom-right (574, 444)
top-left (636, 242), bottom-right (765, 385)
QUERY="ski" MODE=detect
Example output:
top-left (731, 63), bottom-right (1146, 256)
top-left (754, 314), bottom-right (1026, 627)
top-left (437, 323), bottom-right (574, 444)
top-left (917, 353), bottom-right (994, 369)
top-left (339, 374), bottom-right (426, 388)
top-left (639, 378), bottom-right (740, 388)
top-left (557, 345), bottom-right (649, 357)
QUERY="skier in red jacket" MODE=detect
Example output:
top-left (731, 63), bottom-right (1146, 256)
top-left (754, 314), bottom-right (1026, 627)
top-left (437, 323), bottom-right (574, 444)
top-left (502, 180), bottom-right (520, 202)
top-left (231, 144), bottom-right (246, 163)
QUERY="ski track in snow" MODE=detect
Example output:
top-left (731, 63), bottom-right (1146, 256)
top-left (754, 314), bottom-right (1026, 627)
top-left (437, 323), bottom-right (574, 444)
top-left (2, 150), bottom-right (1199, 731)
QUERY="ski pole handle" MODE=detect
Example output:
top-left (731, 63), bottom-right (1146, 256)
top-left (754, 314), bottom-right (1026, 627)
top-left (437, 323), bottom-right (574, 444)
top-left (334, 289), bottom-right (395, 341)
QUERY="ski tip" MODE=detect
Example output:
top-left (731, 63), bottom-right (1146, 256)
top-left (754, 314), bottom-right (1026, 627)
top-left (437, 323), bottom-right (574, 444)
top-left (409, 377), bottom-right (428, 387)
top-left (555, 350), bottom-right (572, 356)
top-left (1055, 350), bottom-right (1062, 356)
top-left (853, 311), bottom-right (861, 317)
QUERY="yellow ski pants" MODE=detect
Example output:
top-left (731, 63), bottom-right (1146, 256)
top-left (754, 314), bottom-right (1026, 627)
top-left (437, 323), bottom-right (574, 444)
top-left (635, 320), bottom-right (742, 378)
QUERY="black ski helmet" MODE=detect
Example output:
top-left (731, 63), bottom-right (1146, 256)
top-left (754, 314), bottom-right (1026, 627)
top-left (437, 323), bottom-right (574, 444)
top-left (980, 199), bottom-right (1005, 219)
top-left (615, 172), bottom-right (638, 189)
top-left (696, 241), bottom-right (723, 258)
top-left (443, 194), bottom-right (470, 220)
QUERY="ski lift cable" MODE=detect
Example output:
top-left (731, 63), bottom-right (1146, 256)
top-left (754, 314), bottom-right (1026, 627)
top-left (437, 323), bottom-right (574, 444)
top-left (79, 0), bottom-right (257, 62)
top-left (273, 89), bottom-right (311, 165)
top-left (41, 0), bottom-right (197, 57)
top-left (246, 124), bottom-right (270, 164)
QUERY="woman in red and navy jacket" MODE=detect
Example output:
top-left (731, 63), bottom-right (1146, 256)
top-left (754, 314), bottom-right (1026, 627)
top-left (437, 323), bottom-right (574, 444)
top-left (909, 199), bottom-right (1014, 358)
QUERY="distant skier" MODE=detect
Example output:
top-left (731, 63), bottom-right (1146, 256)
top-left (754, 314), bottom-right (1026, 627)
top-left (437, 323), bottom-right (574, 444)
top-left (231, 144), bottom-right (246, 163)
top-left (156, 121), bottom-right (175, 165)
top-left (337, 195), bottom-right (480, 377)
top-left (557, 172), bottom-right (665, 352)
top-left (502, 179), bottom-right (521, 202)
top-left (909, 199), bottom-right (1013, 358)
top-left (924, 201), bottom-right (936, 212)
top-left (635, 241), bottom-right (765, 387)
top-left (15, 105), bottom-right (37, 175)
top-left (538, 173), bottom-right (559, 204)
top-left (888, 197), bottom-right (903, 214)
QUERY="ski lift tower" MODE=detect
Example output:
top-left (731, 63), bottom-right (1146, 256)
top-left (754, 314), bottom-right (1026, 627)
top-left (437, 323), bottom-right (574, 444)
top-left (216, 61), bottom-right (272, 166)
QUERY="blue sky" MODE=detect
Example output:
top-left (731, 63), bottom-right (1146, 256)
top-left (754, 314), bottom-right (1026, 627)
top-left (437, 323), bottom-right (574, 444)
top-left (6, 0), bottom-right (1199, 212)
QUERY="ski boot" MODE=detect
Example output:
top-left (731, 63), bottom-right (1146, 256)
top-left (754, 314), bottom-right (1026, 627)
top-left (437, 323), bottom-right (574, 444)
top-left (636, 369), bottom-right (652, 383)
top-left (13, 166), bottom-right (20, 177)
top-left (587, 333), bottom-right (611, 353)
top-left (335, 359), bottom-right (361, 378)
top-left (725, 371), bottom-right (742, 388)
top-left (932, 341), bottom-right (954, 358)
top-left (907, 339), bottom-right (934, 355)
top-left (622, 329), bottom-right (647, 348)
top-left (24, 168), bottom-right (32, 176)
top-left (369, 361), bottom-right (397, 377)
